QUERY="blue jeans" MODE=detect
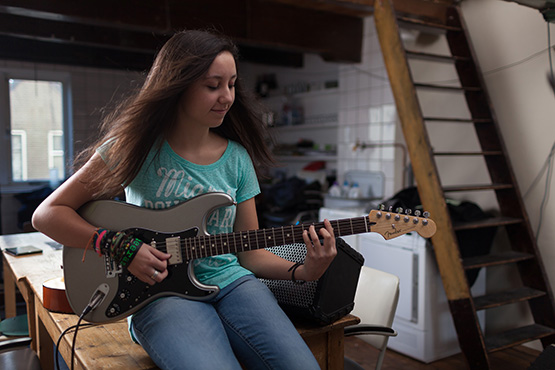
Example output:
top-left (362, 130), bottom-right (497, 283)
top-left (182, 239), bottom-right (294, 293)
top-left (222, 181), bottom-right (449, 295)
top-left (131, 275), bottom-right (320, 370)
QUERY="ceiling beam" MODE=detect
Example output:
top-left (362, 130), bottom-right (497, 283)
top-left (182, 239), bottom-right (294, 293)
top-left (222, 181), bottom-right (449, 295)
top-left (0, 0), bottom-right (364, 69)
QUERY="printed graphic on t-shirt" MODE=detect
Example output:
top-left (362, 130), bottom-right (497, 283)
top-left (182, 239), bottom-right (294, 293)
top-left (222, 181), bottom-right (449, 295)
top-left (141, 166), bottom-right (236, 230)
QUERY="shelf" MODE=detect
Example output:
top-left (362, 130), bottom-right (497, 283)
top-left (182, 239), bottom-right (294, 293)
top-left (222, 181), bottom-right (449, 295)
top-left (270, 120), bottom-right (338, 131)
top-left (276, 155), bottom-right (337, 162)
top-left (262, 87), bottom-right (339, 101)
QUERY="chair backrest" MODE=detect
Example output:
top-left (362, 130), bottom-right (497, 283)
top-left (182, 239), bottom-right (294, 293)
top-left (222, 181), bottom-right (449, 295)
top-left (350, 266), bottom-right (400, 350)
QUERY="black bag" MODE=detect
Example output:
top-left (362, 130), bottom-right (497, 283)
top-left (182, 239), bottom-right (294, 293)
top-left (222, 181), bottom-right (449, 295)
top-left (382, 186), bottom-right (496, 286)
top-left (260, 238), bottom-right (364, 325)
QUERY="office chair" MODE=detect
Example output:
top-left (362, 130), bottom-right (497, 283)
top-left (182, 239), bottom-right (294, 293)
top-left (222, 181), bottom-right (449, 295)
top-left (344, 266), bottom-right (400, 370)
top-left (0, 337), bottom-right (41, 370)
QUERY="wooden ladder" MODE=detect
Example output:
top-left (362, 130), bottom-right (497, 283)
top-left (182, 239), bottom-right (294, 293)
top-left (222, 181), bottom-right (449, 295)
top-left (373, 0), bottom-right (555, 368)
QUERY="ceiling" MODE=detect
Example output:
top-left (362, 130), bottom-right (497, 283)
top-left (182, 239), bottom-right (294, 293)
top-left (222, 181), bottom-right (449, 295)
top-left (0, 0), bottom-right (456, 70)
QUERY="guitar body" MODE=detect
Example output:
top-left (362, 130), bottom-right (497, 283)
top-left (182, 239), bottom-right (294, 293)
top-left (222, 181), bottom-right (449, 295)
top-left (63, 192), bottom-right (235, 323)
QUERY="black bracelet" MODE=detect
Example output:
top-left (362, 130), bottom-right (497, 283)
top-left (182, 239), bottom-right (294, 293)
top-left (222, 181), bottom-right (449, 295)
top-left (288, 261), bottom-right (305, 285)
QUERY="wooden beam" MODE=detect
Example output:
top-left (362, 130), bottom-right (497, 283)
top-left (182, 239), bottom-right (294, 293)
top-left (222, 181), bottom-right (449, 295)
top-left (266, 0), bottom-right (458, 23)
top-left (0, 0), bottom-right (364, 67)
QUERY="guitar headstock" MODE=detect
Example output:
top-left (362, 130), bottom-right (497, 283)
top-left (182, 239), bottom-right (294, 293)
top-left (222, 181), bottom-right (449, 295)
top-left (368, 208), bottom-right (437, 240)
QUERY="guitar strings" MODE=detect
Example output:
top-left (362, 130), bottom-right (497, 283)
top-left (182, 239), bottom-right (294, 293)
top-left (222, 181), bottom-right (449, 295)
top-left (140, 216), bottom-right (372, 261)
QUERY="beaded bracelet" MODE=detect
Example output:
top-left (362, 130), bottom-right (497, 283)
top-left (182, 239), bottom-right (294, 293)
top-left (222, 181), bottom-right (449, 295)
top-left (88, 228), bottom-right (142, 268)
top-left (288, 261), bottom-right (305, 285)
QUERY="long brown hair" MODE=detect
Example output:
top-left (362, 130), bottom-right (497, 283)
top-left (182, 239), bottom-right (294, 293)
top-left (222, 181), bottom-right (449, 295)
top-left (77, 29), bottom-right (274, 198)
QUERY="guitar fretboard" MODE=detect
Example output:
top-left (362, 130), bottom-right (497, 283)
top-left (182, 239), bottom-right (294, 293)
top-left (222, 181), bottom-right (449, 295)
top-left (170, 216), bottom-right (371, 261)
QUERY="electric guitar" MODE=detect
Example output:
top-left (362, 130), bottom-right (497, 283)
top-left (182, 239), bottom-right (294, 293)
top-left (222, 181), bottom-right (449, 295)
top-left (63, 192), bottom-right (436, 323)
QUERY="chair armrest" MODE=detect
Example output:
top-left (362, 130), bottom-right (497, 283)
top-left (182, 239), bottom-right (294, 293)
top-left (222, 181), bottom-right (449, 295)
top-left (344, 325), bottom-right (397, 337)
top-left (0, 337), bottom-right (32, 351)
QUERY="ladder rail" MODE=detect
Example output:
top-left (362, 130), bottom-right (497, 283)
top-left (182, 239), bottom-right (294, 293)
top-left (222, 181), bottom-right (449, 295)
top-left (374, 2), bottom-right (489, 366)
top-left (374, 0), bottom-right (555, 367)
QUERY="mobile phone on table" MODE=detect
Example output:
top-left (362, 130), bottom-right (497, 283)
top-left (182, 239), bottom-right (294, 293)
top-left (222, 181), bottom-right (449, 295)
top-left (4, 245), bottom-right (43, 256)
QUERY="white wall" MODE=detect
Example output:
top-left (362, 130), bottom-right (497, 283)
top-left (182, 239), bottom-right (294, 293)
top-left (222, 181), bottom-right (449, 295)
top-left (385, 0), bottom-right (555, 348)
top-left (461, 0), bottom-right (555, 342)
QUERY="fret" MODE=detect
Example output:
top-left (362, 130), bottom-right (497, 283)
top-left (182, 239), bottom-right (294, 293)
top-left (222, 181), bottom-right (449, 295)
top-left (202, 235), bottom-right (208, 258)
top-left (240, 231), bottom-right (247, 252)
top-left (246, 230), bottom-right (251, 252)
top-left (182, 238), bottom-right (189, 261)
top-left (349, 218), bottom-right (354, 236)
top-left (281, 227), bottom-right (286, 247)
top-left (263, 229), bottom-right (268, 249)
top-left (271, 228), bottom-right (277, 248)
top-left (210, 235), bottom-right (216, 257)
top-left (335, 219), bottom-right (341, 236)
top-left (188, 237), bottom-right (194, 260)
top-left (191, 237), bottom-right (197, 259)
top-left (364, 216), bottom-right (369, 233)
top-left (219, 233), bottom-right (224, 255)
top-left (251, 229), bottom-right (258, 252)
top-left (231, 234), bottom-right (239, 253)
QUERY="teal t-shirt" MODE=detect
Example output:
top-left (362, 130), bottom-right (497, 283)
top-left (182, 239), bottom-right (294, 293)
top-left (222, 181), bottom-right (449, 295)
top-left (101, 139), bottom-right (260, 288)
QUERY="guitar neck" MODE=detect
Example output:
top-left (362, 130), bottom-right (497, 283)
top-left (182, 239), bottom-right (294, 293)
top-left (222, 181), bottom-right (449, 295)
top-left (180, 216), bottom-right (371, 260)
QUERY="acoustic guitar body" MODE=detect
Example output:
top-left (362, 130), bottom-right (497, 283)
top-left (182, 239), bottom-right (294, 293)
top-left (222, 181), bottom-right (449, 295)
top-left (43, 277), bottom-right (74, 314)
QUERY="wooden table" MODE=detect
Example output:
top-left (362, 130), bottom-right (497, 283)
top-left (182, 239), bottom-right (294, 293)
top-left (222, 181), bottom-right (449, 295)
top-left (2, 232), bottom-right (358, 369)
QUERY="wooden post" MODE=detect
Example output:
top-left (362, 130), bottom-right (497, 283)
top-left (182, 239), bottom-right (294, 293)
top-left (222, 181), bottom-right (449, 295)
top-left (373, 0), bottom-right (489, 368)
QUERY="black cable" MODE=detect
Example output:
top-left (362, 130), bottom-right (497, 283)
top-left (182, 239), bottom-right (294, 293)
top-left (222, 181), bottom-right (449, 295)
top-left (535, 142), bottom-right (555, 240)
top-left (55, 289), bottom-right (106, 370)
top-left (55, 322), bottom-right (93, 370)
top-left (70, 315), bottom-right (86, 370)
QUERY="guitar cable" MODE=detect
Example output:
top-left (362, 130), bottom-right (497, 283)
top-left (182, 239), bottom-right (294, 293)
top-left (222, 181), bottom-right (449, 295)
top-left (55, 290), bottom-right (106, 370)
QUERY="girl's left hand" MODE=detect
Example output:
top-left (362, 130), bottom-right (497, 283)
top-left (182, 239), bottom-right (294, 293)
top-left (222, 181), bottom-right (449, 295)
top-left (296, 219), bottom-right (337, 281)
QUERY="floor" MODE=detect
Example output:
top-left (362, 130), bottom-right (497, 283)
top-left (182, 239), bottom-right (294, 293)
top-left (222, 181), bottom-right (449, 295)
top-left (344, 337), bottom-right (542, 369)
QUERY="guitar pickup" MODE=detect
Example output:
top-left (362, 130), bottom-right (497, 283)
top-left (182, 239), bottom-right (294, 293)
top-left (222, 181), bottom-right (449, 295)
top-left (166, 236), bottom-right (183, 265)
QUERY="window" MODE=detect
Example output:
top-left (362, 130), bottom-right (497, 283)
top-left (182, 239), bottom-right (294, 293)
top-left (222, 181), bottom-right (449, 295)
top-left (0, 70), bottom-right (72, 186)
top-left (10, 129), bottom-right (27, 181)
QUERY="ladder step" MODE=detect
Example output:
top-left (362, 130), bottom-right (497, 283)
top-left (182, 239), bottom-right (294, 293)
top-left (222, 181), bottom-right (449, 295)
top-left (454, 216), bottom-right (522, 231)
top-left (474, 287), bottom-right (546, 310)
top-left (485, 324), bottom-right (555, 353)
top-left (443, 183), bottom-right (514, 192)
top-left (414, 82), bottom-right (481, 92)
top-left (406, 50), bottom-right (471, 63)
top-left (397, 16), bottom-right (462, 32)
top-left (463, 251), bottom-right (535, 269)
top-left (433, 151), bottom-right (503, 156)
top-left (424, 117), bottom-right (492, 123)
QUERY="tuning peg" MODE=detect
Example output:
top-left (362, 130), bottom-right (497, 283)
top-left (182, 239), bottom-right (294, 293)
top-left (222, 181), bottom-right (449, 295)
top-left (422, 211), bottom-right (430, 226)
top-left (405, 209), bottom-right (412, 215)
top-left (379, 204), bottom-right (385, 211)
top-left (414, 210), bottom-right (421, 217)
top-left (388, 206), bottom-right (393, 212)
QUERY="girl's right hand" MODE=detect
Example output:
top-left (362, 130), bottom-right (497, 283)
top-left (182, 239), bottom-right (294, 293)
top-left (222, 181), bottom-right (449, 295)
top-left (127, 244), bottom-right (171, 285)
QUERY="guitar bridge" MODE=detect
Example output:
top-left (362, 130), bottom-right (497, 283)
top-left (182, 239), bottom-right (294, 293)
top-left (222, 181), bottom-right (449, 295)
top-left (104, 254), bottom-right (122, 278)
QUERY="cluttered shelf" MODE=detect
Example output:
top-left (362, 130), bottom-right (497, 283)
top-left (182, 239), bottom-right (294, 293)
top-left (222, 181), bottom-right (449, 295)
top-left (269, 119), bottom-right (338, 132)
top-left (272, 139), bottom-right (337, 162)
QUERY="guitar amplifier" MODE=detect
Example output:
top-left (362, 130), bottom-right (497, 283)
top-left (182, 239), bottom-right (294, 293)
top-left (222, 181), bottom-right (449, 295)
top-left (260, 238), bottom-right (364, 325)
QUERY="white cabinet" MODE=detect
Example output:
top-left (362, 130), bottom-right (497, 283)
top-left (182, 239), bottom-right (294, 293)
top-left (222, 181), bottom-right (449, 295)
top-left (358, 232), bottom-right (486, 363)
top-left (318, 206), bottom-right (487, 363)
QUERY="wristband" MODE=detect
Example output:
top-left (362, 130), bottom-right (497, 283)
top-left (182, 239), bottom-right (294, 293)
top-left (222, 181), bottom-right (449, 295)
top-left (288, 261), bottom-right (305, 285)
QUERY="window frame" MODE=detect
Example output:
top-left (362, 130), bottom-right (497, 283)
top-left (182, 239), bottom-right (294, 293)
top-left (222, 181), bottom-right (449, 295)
top-left (0, 69), bottom-right (73, 187)
top-left (10, 129), bottom-right (28, 181)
